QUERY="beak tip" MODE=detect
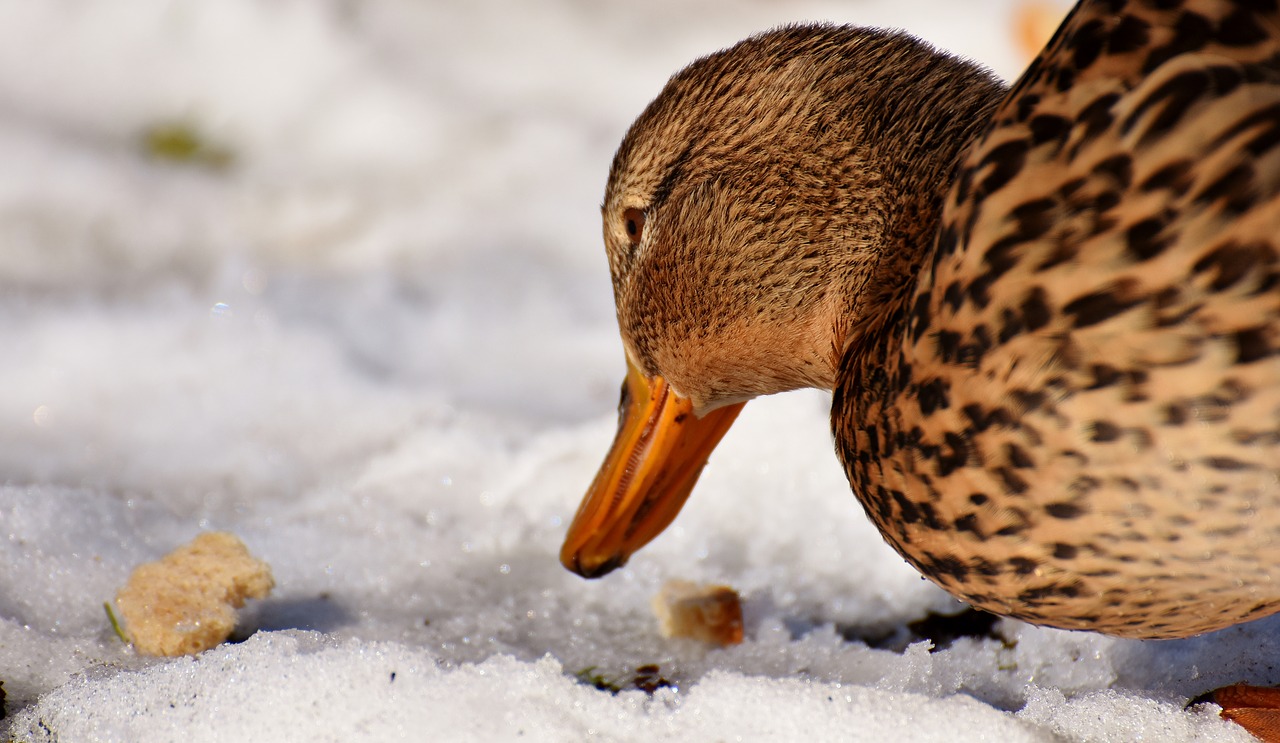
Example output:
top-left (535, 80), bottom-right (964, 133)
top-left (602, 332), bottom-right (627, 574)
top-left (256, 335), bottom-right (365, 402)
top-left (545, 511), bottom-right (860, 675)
top-left (561, 550), bottom-right (628, 579)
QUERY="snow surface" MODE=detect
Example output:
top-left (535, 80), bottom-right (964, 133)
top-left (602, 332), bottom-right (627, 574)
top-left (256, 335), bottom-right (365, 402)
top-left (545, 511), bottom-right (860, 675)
top-left (0, 0), bottom-right (1273, 740)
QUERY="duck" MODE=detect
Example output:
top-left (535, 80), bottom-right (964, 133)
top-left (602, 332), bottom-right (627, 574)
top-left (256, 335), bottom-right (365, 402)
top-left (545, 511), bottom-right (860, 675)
top-left (560, 0), bottom-right (1280, 727)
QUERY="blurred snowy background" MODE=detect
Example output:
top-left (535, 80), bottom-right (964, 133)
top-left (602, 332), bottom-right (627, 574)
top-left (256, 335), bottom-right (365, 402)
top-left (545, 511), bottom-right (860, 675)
top-left (1, 0), bottom-right (1273, 740)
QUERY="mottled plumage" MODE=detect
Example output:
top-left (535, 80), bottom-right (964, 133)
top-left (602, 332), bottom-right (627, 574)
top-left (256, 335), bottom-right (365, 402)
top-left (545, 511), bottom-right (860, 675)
top-left (562, 0), bottom-right (1280, 643)
top-left (842, 0), bottom-right (1280, 638)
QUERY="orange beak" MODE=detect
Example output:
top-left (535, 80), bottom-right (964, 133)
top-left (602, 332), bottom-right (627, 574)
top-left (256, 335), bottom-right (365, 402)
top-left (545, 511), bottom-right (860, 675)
top-left (560, 359), bottom-right (745, 578)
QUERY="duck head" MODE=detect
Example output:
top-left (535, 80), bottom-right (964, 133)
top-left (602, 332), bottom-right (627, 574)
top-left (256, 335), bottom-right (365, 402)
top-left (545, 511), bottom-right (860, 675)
top-left (561, 24), bottom-right (1005, 577)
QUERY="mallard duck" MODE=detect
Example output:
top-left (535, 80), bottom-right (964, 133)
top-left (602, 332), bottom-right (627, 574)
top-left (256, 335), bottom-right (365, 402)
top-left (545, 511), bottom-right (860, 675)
top-left (562, 0), bottom-right (1278, 649)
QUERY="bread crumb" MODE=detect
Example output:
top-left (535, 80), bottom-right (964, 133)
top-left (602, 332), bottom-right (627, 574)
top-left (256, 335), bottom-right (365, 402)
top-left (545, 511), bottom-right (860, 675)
top-left (651, 579), bottom-right (743, 646)
top-left (114, 532), bottom-right (274, 657)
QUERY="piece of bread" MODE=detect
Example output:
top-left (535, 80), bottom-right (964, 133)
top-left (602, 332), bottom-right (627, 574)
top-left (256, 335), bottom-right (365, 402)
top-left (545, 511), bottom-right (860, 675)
top-left (651, 579), bottom-right (743, 646)
top-left (113, 532), bottom-right (274, 657)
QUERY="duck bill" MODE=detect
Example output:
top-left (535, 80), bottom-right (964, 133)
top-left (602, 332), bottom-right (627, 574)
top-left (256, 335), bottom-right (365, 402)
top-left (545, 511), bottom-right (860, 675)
top-left (560, 360), bottom-right (744, 578)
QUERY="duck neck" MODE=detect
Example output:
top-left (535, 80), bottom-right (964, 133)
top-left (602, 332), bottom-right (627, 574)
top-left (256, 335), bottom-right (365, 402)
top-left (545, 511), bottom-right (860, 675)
top-left (833, 56), bottom-right (1008, 361)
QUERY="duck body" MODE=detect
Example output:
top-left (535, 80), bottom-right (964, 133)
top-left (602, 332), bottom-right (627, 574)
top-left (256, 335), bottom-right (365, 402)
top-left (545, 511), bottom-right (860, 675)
top-left (562, 0), bottom-right (1280, 641)
top-left (839, 0), bottom-right (1280, 638)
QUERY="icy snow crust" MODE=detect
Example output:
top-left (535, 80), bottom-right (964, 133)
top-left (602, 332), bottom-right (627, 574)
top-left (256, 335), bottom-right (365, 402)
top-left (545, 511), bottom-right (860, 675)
top-left (0, 1), bottom-right (1272, 740)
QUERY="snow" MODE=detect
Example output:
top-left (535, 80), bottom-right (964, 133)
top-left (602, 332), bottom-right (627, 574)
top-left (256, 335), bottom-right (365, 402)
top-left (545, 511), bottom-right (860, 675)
top-left (0, 1), bottom-right (1273, 740)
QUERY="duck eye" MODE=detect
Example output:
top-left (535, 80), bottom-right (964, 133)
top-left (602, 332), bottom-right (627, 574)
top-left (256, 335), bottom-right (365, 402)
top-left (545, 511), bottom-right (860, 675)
top-left (622, 208), bottom-right (645, 243)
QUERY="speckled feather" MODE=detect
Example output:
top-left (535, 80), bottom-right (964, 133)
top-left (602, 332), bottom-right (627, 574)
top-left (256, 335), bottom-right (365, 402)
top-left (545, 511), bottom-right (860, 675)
top-left (839, 0), bottom-right (1280, 638)
top-left (602, 0), bottom-right (1280, 640)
